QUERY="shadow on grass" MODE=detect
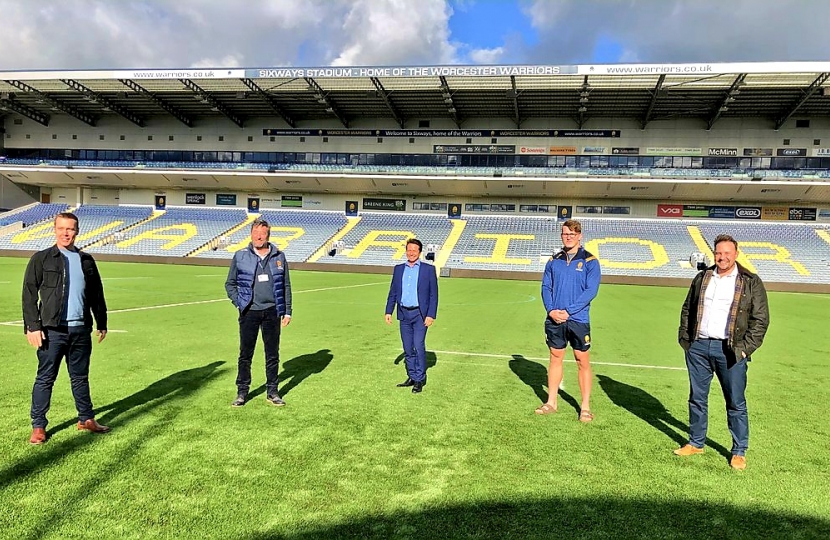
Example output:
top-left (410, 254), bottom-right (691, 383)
top-left (597, 374), bottom-right (730, 459)
top-left (393, 351), bottom-right (437, 383)
top-left (250, 349), bottom-right (334, 399)
top-left (242, 496), bottom-right (830, 540)
top-left (508, 354), bottom-right (579, 413)
top-left (2, 361), bottom-right (226, 490)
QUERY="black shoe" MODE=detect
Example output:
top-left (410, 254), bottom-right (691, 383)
top-left (231, 393), bottom-right (247, 407)
top-left (412, 381), bottom-right (424, 393)
top-left (397, 378), bottom-right (415, 387)
top-left (266, 393), bottom-right (286, 407)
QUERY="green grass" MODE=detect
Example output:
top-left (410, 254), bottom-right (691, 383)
top-left (1, 256), bottom-right (829, 539)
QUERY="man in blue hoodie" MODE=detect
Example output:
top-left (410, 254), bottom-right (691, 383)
top-left (537, 219), bottom-right (601, 421)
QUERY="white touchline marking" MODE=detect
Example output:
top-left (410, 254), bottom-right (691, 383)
top-left (195, 274), bottom-right (225, 277)
top-left (102, 277), bottom-right (152, 281)
top-left (0, 281), bottom-right (11, 284)
top-left (0, 282), bottom-right (387, 323)
top-left (431, 350), bottom-right (686, 371)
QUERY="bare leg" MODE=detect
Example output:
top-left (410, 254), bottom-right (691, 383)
top-left (573, 349), bottom-right (592, 413)
top-left (545, 347), bottom-right (566, 409)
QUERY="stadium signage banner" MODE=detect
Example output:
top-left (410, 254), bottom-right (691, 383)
top-left (734, 207), bottom-right (762, 219)
top-left (709, 206), bottom-right (736, 219)
top-left (582, 146), bottom-right (606, 154)
top-left (657, 204), bottom-right (683, 217)
top-left (518, 146), bottom-right (547, 154)
top-left (263, 129), bottom-right (621, 138)
top-left (433, 145), bottom-right (515, 154)
top-left (819, 209), bottom-right (830, 219)
top-left (185, 193), bottom-right (206, 205)
top-left (776, 148), bottom-right (807, 157)
top-left (549, 146), bottom-right (577, 155)
top-left (788, 207), bottom-right (817, 221)
top-left (603, 206), bottom-right (631, 215)
top-left (216, 194), bottom-right (237, 206)
top-left (708, 148), bottom-right (738, 156)
top-left (281, 195), bottom-right (303, 208)
top-left (682, 205), bottom-right (710, 218)
top-left (645, 147), bottom-right (702, 156)
top-left (612, 147), bottom-right (639, 155)
top-left (743, 148), bottom-right (774, 157)
top-left (811, 148), bottom-right (830, 157)
top-left (247, 65), bottom-right (576, 79)
top-left (762, 207), bottom-right (788, 221)
top-left (363, 198), bottom-right (406, 211)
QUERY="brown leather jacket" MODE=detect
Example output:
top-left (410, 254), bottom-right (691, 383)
top-left (678, 263), bottom-right (769, 360)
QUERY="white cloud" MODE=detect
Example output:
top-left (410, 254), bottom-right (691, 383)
top-left (469, 47), bottom-right (505, 65)
top-left (522, 0), bottom-right (830, 63)
top-left (0, 0), bottom-right (458, 70)
top-left (331, 0), bottom-right (457, 66)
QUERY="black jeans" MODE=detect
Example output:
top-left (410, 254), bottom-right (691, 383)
top-left (237, 309), bottom-right (281, 395)
top-left (31, 326), bottom-right (95, 429)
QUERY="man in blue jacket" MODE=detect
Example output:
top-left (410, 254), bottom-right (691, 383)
top-left (537, 219), bottom-right (601, 421)
top-left (385, 238), bottom-right (439, 394)
top-left (225, 219), bottom-right (292, 407)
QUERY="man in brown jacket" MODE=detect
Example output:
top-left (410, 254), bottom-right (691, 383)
top-left (675, 234), bottom-right (770, 470)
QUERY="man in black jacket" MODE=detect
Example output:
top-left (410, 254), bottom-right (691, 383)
top-left (22, 212), bottom-right (110, 445)
top-left (675, 234), bottom-right (770, 470)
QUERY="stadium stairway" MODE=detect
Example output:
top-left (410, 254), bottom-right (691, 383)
top-left (81, 211), bottom-right (163, 250)
top-left (187, 213), bottom-right (259, 257)
top-left (306, 216), bottom-right (362, 262)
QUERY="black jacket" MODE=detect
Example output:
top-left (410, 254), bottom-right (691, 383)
top-left (678, 263), bottom-right (769, 360)
top-left (22, 245), bottom-right (107, 333)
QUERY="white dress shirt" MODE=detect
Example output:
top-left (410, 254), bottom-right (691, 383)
top-left (698, 265), bottom-right (738, 340)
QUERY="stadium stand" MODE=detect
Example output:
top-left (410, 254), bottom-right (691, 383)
top-left (317, 213), bottom-right (455, 266)
top-left (87, 207), bottom-right (247, 258)
top-left (0, 202), bottom-right (69, 227)
top-left (194, 210), bottom-right (348, 262)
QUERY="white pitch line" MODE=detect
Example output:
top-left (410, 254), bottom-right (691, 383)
top-left (431, 349), bottom-right (686, 371)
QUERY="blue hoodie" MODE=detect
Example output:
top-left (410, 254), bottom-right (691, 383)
top-left (541, 246), bottom-right (601, 323)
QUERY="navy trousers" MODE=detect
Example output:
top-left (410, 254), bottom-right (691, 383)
top-left (31, 326), bottom-right (95, 429)
top-left (685, 338), bottom-right (749, 456)
top-left (237, 308), bottom-right (281, 395)
top-left (399, 307), bottom-right (428, 383)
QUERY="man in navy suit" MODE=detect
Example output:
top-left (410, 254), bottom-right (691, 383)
top-left (385, 238), bottom-right (439, 393)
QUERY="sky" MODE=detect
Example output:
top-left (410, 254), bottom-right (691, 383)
top-left (0, 0), bottom-right (828, 70)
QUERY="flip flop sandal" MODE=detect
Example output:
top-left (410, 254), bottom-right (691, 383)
top-left (579, 410), bottom-right (594, 422)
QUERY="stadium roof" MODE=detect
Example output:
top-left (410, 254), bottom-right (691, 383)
top-left (1, 61), bottom-right (829, 130)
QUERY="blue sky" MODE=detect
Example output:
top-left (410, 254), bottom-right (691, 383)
top-left (0, 0), bottom-right (828, 70)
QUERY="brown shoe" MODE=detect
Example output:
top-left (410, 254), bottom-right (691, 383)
top-left (673, 444), bottom-right (704, 456)
top-left (730, 455), bottom-right (747, 470)
top-left (77, 419), bottom-right (111, 433)
top-left (30, 428), bottom-right (47, 445)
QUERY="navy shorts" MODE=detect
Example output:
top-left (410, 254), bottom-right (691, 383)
top-left (545, 318), bottom-right (592, 351)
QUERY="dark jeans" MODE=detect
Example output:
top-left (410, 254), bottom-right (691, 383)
top-left (685, 338), bottom-right (749, 456)
top-left (31, 326), bottom-right (95, 429)
top-left (399, 307), bottom-right (428, 383)
top-left (237, 308), bottom-right (281, 395)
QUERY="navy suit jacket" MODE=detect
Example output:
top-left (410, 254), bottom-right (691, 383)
top-left (385, 261), bottom-right (439, 321)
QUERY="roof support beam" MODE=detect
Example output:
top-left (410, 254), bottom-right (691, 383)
top-left (439, 76), bottom-right (461, 127)
top-left (509, 76), bottom-right (521, 127)
top-left (119, 79), bottom-right (193, 127)
top-left (240, 78), bottom-right (295, 128)
top-left (576, 76), bottom-right (590, 129)
top-left (305, 77), bottom-right (349, 128)
top-left (641, 74), bottom-right (666, 129)
top-left (5, 80), bottom-right (96, 126)
top-left (0, 95), bottom-right (50, 126)
top-left (370, 77), bottom-right (405, 129)
top-left (179, 79), bottom-right (244, 128)
top-left (61, 79), bottom-right (145, 127)
top-left (706, 73), bottom-right (746, 131)
top-left (774, 72), bottom-right (830, 130)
